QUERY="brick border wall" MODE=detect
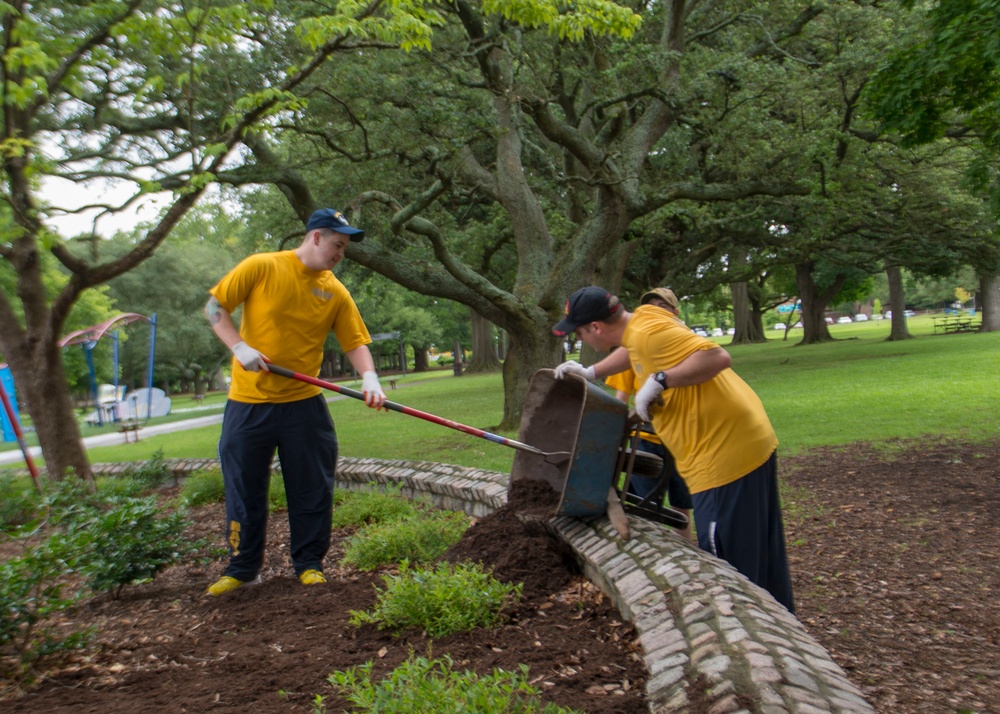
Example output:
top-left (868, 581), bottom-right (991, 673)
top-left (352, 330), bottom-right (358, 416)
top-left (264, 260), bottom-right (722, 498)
top-left (22, 457), bottom-right (873, 713)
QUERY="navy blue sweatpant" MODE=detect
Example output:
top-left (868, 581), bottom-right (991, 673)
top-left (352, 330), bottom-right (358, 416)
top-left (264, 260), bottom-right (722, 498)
top-left (691, 452), bottom-right (795, 613)
top-left (217, 395), bottom-right (338, 581)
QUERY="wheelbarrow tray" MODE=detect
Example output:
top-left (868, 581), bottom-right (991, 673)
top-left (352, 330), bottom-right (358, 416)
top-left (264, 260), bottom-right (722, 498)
top-left (509, 369), bottom-right (627, 518)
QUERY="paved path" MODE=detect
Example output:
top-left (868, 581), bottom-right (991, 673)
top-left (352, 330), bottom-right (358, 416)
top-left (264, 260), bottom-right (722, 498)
top-left (0, 412), bottom-right (226, 467)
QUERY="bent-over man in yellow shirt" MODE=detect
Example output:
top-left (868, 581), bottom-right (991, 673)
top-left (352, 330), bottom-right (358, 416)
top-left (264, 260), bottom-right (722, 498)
top-left (552, 286), bottom-right (794, 613)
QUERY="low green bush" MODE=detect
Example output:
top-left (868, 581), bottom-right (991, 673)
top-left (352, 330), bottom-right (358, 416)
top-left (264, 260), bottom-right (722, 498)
top-left (349, 560), bottom-right (522, 638)
top-left (121, 448), bottom-right (174, 489)
top-left (95, 475), bottom-right (149, 500)
top-left (70, 496), bottom-right (201, 598)
top-left (0, 530), bottom-right (93, 682)
top-left (43, 476), bottom-right (105, 526)
top-left (327, 653), bottom-right (581, 713)
top-left (331, 487), bottom-right (419, 529)
top-left (181, 469), bottom-right (226, 506)
top-left (0, 474), bottom-right (39, 529)
top-left (341, 510), bottom-right (469, 571)
top-left (269, 475), bottom-right (287, 512)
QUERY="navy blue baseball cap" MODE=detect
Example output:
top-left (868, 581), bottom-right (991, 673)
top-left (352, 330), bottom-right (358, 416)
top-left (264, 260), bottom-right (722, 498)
top-left (306, 208), bottom-right (365, 241)
top-left (552, 286), bottom-right (621, 337)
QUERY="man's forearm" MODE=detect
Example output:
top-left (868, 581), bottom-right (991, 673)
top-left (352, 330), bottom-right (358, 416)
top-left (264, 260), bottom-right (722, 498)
top-left (345, 344), bottom-right (377, 374)
top-left (591, 347), bottom-right (632, 380)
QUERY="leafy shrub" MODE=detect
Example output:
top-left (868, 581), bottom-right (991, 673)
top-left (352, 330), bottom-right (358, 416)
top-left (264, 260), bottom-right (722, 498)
top-left (268, 476), bottom-right (287, 512)
top-left (121, 448), bottom-right (174, 489)
top-left (327, 653), bottom-right (579, 713)
top-left (43, 476), bottom-right (105, 527)
top-left (95, 474), bottom-right (149, 500)
top-left (70, 496), bottom-right (201, 598)
top-left (181, 469), bottom-right (225, 506)
top-left (0, 474), bottom-right (40, 530)
top-left (349, 561), bottom-right (522, 638)
top-left (331, 487), bottom-right (418, 529)
top-left (0, 531), bottom-right (93, 681)
top-left (341, 510), bottom-right (469, 570)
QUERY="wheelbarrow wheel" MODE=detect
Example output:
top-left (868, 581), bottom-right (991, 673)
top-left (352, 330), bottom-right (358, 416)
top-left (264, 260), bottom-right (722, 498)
top-left (619, 447), bottom-right (663, 478)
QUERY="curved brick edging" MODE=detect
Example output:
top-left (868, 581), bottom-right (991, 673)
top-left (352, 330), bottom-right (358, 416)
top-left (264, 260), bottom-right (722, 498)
top-left (70, 457), bottom-right (872, 713)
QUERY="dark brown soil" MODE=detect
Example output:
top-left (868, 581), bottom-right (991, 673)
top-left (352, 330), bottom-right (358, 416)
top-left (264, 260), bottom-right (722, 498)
top-left (2, 437), bottom-right (998, 713)
top-left (783, 439), bottom-right (998, 713)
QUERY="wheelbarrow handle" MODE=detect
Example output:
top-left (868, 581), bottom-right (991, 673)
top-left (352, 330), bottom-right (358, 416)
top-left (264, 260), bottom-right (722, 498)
top-left (266, 363), bottom-right (572, 465)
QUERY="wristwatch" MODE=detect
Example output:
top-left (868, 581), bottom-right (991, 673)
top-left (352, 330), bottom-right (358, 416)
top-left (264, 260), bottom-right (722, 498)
top-left (653, 371), bottom-right (669, 389)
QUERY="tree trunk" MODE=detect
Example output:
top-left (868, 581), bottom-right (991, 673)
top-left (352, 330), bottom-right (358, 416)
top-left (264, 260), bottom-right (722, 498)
top-left (412, 346), bottom-right (430, 372)
top-left (466, 309), bottom-right (501, 372)
top-left (795, 261), bottom-right (838, 344)
top-left (731, 281), bottom-right (766, 344)
top-left (885, 263), bottom-right (913, 341)
top-left (452, 340), bottom-right (464, 376)
top-left (499, 330), bottom-right (563, 432)
top-left (979, 272), bottom-right (1000, 332)
top-left (3, 332), bottom-right (93, 482)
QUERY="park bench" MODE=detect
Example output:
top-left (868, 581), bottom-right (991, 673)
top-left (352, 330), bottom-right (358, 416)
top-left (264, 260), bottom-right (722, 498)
top-left (116, 419), bottom-right (143, 443)
top-left (932, 314), bottom-right (981, 334)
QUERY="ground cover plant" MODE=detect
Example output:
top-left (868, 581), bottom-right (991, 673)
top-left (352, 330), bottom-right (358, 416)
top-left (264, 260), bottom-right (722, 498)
top-left (328, 653), bottom-right (581, 714)
top-left (0, 330), bottom-right (997, 711)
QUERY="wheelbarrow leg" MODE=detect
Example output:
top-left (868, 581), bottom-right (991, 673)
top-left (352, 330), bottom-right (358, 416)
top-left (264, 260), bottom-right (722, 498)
top-left (606, 488), bottom-right (630, 540)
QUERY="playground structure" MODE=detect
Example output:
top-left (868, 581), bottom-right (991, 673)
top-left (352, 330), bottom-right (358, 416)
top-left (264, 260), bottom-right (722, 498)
top-left (0, 363), bottom-right (42, 491)
top-left (59, 313), bottom-right (162, 428)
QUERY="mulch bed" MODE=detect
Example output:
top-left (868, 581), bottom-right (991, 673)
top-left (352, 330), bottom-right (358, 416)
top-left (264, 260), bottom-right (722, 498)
top-left (1, 437), bottom-right (997, 713)
top-left (783, 439), bottom-right (998, 713)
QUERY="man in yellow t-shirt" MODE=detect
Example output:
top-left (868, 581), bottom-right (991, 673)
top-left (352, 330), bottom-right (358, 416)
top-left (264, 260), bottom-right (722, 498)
top-left (552, 286), bottom-right (794, 613)
top-left (605, 367), bottom-right (694, 541)
top-left (604, 287), bottom-right (694, 541)
top-left (203, 208), bottom-right (387, 597)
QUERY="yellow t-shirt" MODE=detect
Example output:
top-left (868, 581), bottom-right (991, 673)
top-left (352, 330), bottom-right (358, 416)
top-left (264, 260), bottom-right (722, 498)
top-left (604, 369), bottom-right (664, 447)
top-left (210, 251), bottom-right (372, 403)
top-left (623, 306), bottom-right (777, 494)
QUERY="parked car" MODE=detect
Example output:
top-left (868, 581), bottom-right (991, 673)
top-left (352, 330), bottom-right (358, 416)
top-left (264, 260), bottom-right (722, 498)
top-left (854, 314), bottom-right (868, 321)
top-left (904, 309), bottom-right (916, 317)
top-left (711, 328), bottom-right (723, 337)
top-left (773, 322), bottom-right (786, 330)
top-left (693, 328), bottom-right (709, 337)
top-left (824, 317), bottom-right (834, 324)
top-left (836, 316), bottom-right (852, 324)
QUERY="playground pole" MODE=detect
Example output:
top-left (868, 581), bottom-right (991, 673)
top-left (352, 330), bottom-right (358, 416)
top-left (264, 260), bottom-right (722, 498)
top-left (84, 340), bottom-right (102, 426)
top-left (0, 376), bottom-right (43, 494)
top-left (112, 331), bottom-right (120, 421)
top-left (146, 313), bottom-right (157, 420)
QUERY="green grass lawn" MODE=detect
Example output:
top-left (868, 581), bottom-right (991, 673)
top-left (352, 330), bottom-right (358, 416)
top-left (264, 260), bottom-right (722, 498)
top-left (4, 322), bottom-right (999, 472)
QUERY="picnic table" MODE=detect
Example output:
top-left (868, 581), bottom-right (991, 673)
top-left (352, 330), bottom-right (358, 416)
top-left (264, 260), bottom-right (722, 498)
top-left (116, 419), bottom-right (144, 443)
top-left (933, 314), bottom-right (980, 334)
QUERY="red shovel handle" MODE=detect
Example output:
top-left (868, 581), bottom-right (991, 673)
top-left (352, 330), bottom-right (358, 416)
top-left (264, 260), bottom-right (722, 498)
top-left (266, 363), bottom-right (571, 464)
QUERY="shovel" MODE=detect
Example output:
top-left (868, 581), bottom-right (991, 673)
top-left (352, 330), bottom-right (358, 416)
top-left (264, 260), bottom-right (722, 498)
top-left (267, 363), bottom-right (573, 466)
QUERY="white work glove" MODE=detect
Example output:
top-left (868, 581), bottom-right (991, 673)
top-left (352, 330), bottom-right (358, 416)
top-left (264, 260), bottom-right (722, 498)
top-left (634, 374), bottom-right (665, 422)
top-left (231, 341), bottom-right (269, 372)
top-left (554, 360), bottom-right (596, 381)
top-left (361, 371), bottom-right (386, 409)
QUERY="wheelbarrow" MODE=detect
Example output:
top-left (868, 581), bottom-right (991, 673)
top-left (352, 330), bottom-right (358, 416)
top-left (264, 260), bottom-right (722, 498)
top-left (508, 369), bottom-right (689, 538)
